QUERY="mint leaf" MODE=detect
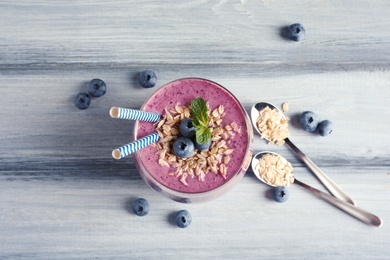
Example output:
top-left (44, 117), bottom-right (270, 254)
top-left (190, 98), bottom-right (204, 116)
top-left (196, 126), bottom-right (211, 145)
top-left (191, 117), bottom-right (201, 128)
top-left (191, 98), bottom-right (211, 145)
top-left (191, 98), bottom-right (208, 125)
top-left (192, 117), bottom-right (207, 129)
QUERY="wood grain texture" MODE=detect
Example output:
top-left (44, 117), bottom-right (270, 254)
top-left (1, 0), bottom-right (390, 70)
top-left (1, 1), bottom-right (389, 259)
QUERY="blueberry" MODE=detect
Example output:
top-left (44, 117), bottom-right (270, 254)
top-left (194, 137), bottom-right (211, 151)
top-left (318, 120), bottom-right (333, 136)
top-left (87, 78), bottom-right (107, 98)
top-left (173, 137), bottom-right (195, 158)
top-left (74, 93), bottom-right (91, 110)
top-left (132, 198), bottom-right (149, 216)
top-left (299, 111), bottom-right (319, 132)
top-left (179, 118), bottom-right (197, 138)
top-left (273, 186), bottom-right (289, 203)
top-left (288, 23), bottom-right (305, 41)
top-left (139, 70), bottom-right (157, 88)
top-left (174, 210), bottom-right (192, 228)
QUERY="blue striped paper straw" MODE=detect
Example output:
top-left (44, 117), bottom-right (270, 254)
top-left (112, 132), bottom-right (160, 159)
top-left (110, 107), bottom-right (160, 123)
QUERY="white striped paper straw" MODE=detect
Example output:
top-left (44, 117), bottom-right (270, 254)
top-left (112, 132), bottom-right (160, 159)
top-left (110, 107), bottom-right (160, 123)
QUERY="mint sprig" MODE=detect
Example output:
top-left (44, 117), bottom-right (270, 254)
top-left (191, 98), bottom-right (211, 145)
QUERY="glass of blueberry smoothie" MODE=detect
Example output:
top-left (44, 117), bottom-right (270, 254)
top-left (133, 78), bottom-right (253, 203)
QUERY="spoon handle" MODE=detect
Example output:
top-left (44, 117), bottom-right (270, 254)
top-left (294, 179), bottom-right (382, 227)
top-left (285, 138), bottom-right (356, 206)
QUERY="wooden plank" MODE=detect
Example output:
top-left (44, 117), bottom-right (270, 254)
top-left (0, 1), bottom-right (390, 70)
top-left (0, 167), bottom-right (388, 259)
top-left (0, 68), bottom-right (389, 165)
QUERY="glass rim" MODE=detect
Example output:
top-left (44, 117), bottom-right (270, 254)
top-left (133, 77), bottom-right (253, 202)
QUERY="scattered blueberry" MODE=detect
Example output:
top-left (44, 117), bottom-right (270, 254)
top-left (194, 137), bottom-right (211, 151)
top-left (287, 23), bottom-right (305, 41)
top-left (139, 70), bottom-right (157, 88)
top-left (174, 210), bottom-right (192, 228)
top-left (87, 78), bottom-right (107, 98)
top-left (74, 93), bottom-right (91, 110)
top-left (318, 120), bottom-right (333, 136)
top-left (299, 111), bottom-right (319, 132)
top-left (132, 198), bottom-right (149, 216)
top-left (179, 118), bottom-right (197, 138)
top-left (173, 137), bottom-right (195, 158)
top-left (273, 186), bottom-right (289, 203)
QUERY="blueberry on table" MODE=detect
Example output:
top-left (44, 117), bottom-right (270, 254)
top-left (318, 120), bottom-right (333, 136)
top-left (173, 137), bottom-right (195, 158)
top-left (87, 78), bottom-right (107, 98)
top-left (194, 137), bottom-right (211, 151)
top-left (179, 118), bottom-right (197, 138)
top-left (174, 210), bottom-right (192, 228)
top-left (299, 111), bottom-right (319, 132)
top-left (132, 198), bottom-right (149, 216)
top-left (273, 186), bottom-right (289, 203)
top-left (139, 70), bottom-right (157, 88)
top-left (288, 23), bottom-right (305, 41)
top-left (74, 93), bottom-right (91, 110)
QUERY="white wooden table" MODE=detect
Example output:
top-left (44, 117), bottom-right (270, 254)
top-left (1, 1), bottom-right (389, 259)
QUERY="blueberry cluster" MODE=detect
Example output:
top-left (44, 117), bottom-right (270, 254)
top-left (173, 118), bottom-right (211, 158)
top-left (299, 111), bottom-right (333, 136)
top-left (131, 198), bottom-right (192, 228)
top-left (74, 78), bottom-right (107, 110)
top-left (74, 69), bottom-right (157, 110)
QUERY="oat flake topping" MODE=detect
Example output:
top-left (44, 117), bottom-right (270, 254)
top-left (153, 102), bottom-right (241, 186)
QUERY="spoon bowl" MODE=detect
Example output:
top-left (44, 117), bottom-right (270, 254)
top-left (250, 102), bottom-right (284, 140)
top-left (251, 151), bottom-right (383, 227)
top-left (251, 151), bottom-right (292, 187)
top-left (250, 101), bottom-right (356, 206)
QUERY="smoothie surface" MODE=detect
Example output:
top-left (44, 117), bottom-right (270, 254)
top-left (136, 78), bottom-right (249, 193)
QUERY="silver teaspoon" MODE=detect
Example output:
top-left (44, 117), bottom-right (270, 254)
top-left (251, 152), bottom-right (382, 227)
top-left (251, 102), bottom-right (356, 206)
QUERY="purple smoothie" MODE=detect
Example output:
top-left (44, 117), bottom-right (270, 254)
top-left (134, 78), bottom-right (252, 202)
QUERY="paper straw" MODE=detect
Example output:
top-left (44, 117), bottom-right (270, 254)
top-left (112, 132), bottom-right (160, 159)
top-left (110, 107), bottom-right (160, 123)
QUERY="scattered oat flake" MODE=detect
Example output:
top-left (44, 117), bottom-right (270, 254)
top-left (282, 101), bottom-right (289, 112)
